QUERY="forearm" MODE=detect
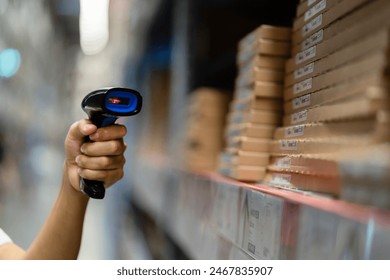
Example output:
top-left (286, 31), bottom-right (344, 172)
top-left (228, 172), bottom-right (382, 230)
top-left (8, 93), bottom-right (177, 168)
top-left (24, 164), bottom-right (89, 260)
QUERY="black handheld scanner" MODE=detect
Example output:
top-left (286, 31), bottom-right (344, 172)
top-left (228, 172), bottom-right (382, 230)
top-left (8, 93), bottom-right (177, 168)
top-left (81, 87), bottom-right (142, 199)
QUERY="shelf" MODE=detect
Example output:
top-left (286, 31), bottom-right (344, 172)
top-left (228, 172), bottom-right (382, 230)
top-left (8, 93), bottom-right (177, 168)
top-left (132, 155), bottom-right (390, 259)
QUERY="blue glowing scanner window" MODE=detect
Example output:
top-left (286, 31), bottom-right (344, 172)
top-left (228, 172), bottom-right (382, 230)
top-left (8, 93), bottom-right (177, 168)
top-left (105, 90), bottom-right (139, 113)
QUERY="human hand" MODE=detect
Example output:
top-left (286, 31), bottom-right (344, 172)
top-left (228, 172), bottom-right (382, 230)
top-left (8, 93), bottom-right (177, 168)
top-left (64, 119), bottom-right (127, 193)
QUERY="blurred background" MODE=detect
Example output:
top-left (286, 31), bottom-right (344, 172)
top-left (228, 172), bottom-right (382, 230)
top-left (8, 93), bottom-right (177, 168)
top-left (0, 0), bottom-right (297, 259)
top-left (2, 0), bottom-right (389, 260)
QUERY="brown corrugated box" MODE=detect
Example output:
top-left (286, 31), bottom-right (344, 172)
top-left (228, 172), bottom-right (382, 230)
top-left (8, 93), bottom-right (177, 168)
top-left (268, 155), bottom-right (339, 177)
top-left (231, 95), bottom-right (283, 112)
top-left (295, 0), bottom-right (322, 18)
top-left (292, 0), bottom-right (375, 48)
top-left (226, 122), bottom-right (276, 139)
top-left (264, 171), bottom-right (341, 196)
top-left (292, 0), bottom-right (388, 54)
top-left (220, 164), bottom-right (267, 182)
top-left (284, 75), bottom-right (389, 114)
top-left (239, 25), bottom-right (292, 49)
top-left (284, 51), bottom-right (389, 101)
top-left (286, 28), bottom-right (390, 87)
top-left (227, 136), bottom-right (270, 153)
top-left (238, 54), bottom-right (287, 70)
top-left (235, 82), bottom-right (284, 100)
top-left (227, 109), bottom-right (282, 126)
top-left (286, 3), bottom-right (390, 73)
top-left (270, 135), bottom-right (388, 156)
top-left (283, 92), bottom-right (390, 126)
top-left (236, 67), bottom-right (285, 87)
top-left (219, 150), bottom-right (270, 166)
top-left (238, 39), bottom-right (291, 65)
top-left (183, 87), bottom-right (231, 172)
top-left (273, 119), bottom-right (379, 140)
top-left (292, 0), bottom-right (339, 32)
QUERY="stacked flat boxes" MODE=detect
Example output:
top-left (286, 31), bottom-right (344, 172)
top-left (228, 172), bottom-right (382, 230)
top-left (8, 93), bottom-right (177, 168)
top-left (183, 87), bottom-right (231, 173)
top-left (265, 0), bottom-right (390, 203)
top-left (218, 25), bottom-right (291, 182)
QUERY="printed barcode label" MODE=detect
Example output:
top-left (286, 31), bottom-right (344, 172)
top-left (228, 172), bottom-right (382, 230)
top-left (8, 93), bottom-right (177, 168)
top-left (285, 124), bottom-right (305, 138)
top-left (295, 45), bottom-right (316, 65)
top-left (292, 94), bottom-right (311, 109)
top-left (280, 140), bottom-right (298, 151)
top-left (302, 29), bottom-right (323, 50)
top-left (304, 0), bottom-right (326, 21)
top-left (302, 14), bottom-right (323, 36)
top-left (291, 110), bottom-right (308, 124)
top-left (275, 157), bottom-right (292, 169)
top-left (293, 62), bottom-right (315, 80)
top-left (293, 78), bottom-right (312, 95)
top-left (271, 174), bottom-right (291, 185)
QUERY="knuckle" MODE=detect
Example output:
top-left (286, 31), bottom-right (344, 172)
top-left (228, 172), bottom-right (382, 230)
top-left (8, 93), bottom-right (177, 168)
top-left (103, 157), bottom-right (113, 168)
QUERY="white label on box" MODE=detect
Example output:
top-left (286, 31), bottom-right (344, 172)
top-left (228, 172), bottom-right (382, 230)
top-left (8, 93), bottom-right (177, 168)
top-left (295, 46), bottom-right (317, 65)
top-left (294, 62), bottom-right (315, 80)
top-left (271, 174), bottom-right (291, 185)
top-left (307, 0), bottom-right (317, 6)
top-left (302, 29), bottom-right (323, 50)
top-left (275, 156), bottom-right (292, 169)
top-left (304, 0), bottom-right (326, 22)
top-left (293, 78), bottom-right (313, 95)
top-left (285, 124), bottom-right (305, 138)
top-left (280, 139), bottom-right (298, 151)
top-left (293, 94), bottom-right (311, 109)
top-left (291, 110), bottom-right (308, 124)
top-left (302, 14), bottom-right (323, 36)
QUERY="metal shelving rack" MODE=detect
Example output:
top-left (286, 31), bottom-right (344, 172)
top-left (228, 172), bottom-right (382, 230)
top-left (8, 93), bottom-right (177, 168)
top-left (131, 155), bottom-right (390, 259)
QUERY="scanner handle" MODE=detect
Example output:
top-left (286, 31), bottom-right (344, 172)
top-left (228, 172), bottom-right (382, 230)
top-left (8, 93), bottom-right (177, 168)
top-left (80, 113), bottom-right (117, 199)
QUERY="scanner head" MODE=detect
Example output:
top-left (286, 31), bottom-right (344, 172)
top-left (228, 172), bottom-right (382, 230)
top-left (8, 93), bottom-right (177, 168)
top-left (82, 87), bottom-right (142, 117)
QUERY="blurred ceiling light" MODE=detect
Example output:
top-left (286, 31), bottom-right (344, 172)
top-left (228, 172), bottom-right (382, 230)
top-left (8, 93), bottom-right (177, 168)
top-left (79, 0), bottom-right (110, 55)
top-left (0, 48), bottom-right (21, 78)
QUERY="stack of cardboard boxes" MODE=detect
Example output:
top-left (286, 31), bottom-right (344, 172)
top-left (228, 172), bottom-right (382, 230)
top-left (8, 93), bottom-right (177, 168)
top-left (264, 0), bottom-right (390, 200)
top-left (183, 87), bottom-right (231, 173)
top-left (218, 25), bottom-right (291, 181)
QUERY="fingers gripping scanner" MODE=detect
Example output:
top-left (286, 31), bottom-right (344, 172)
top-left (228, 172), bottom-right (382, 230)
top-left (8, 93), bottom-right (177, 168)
top-left (81, 87), bottom-right (142, 199)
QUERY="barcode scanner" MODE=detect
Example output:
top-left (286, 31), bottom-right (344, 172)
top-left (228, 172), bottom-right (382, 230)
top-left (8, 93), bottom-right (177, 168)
top-left (81, 87), bottom-right (142, 199)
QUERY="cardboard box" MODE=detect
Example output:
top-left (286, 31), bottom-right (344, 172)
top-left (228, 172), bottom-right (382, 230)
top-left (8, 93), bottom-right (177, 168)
top-left (284, 51), bottom-right (389, 101)
top-left (283, 91), bottom-right (390, 126)
top-left (235, 82), bottom-right (284, 100)
top-left (295, 0), bottom-right (323, 18)
top-left (227, 136), bottom-right (271, 153)
top-left (293, 0), bottom-right (339, 31)
top-left (236, 67), bottom-right (285, 87)
top-left (231, 95), bottom-right (283, 112)
top-left (292, 0), bottom-right (376, 48)
top-left (284, 74), bottom-right (390, 114)
top-left (293, 0), bottom-right (388, 53)
top-left (225, 123), bottom-right (276, 139)
top-left (238, 39), bottom-right (291, 65)
top-left (227, 109), bottom-right (282, 126)
top-left (287, 3), bottom-right (390, 73)
top-left (219, 164), bottom-right (267, 182)
top-left (219, 150), bottom-right (270, 166)
top-left (264, 171), bottom-right (341, 196)
top-left (271, 135), bottom-right (388, 156)
top-left (286, 28), bottom-right (390, 87)
top-left (273, 119), bottom-right (378, 140)
top-left (183, 87), bottom-right (231, 172)
top-left (239, 25), bottom-right (292, 50)
top-left (238, 54), bottom-right (287, 70)
top-left (268, 154), bottom-right (339, 177)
